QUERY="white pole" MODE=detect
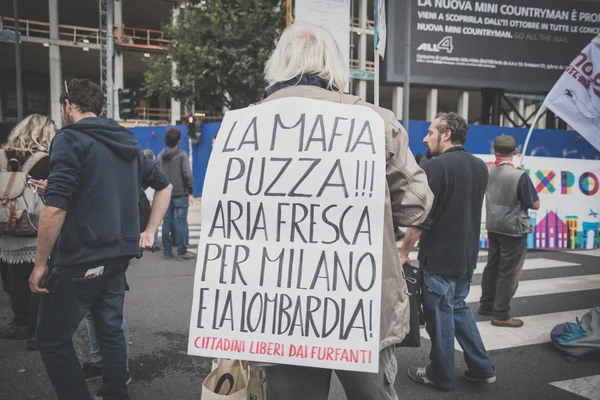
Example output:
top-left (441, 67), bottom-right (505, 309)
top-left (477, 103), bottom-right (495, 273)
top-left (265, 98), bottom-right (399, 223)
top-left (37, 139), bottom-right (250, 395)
top-left (521, 102), bottom-right (546, 164)
top-left (402, 0), bottom-right (412, 131)
top-left (374, 48), bottom-right (380, 106)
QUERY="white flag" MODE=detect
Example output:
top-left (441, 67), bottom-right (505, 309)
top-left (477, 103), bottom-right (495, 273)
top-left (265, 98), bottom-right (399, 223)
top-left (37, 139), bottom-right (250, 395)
top-left (544, 34), bottom-right (600, 152)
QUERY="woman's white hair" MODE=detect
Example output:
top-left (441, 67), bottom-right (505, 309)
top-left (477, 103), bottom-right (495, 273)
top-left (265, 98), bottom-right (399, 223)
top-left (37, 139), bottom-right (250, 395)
top-left (265, 22), bottom-right (349, 92)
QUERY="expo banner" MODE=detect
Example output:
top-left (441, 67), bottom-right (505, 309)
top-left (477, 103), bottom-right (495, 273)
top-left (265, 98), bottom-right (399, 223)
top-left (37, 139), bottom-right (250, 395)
top-left (478, 155), bottom-right (600, 250)
top-left (386, 0), bottom-right (600, 91)
top-left (187, 98), bottom-right (386, 372)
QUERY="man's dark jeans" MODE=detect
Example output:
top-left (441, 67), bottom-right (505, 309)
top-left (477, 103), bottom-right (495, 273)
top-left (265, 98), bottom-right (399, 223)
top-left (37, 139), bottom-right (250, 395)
top-left (421, 263), bottom-right (495, 389)
top-left (480, 233), bottom-right (528, 320)
top-left (36, 259), bottom-right (130, 400)
top-left (162, 196), bottom-right (189, 256)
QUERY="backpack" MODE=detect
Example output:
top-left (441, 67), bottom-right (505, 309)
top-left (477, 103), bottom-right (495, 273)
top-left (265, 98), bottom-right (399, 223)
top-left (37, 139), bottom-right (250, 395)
top-left (0, 150), bottom-right (48, 236)
top-left (551, 307), bottom-right (600, 361)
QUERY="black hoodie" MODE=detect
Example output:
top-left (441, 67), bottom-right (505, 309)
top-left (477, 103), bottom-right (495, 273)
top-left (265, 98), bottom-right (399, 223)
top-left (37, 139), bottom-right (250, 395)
top-left (45, 117), bottom-right (170, 267)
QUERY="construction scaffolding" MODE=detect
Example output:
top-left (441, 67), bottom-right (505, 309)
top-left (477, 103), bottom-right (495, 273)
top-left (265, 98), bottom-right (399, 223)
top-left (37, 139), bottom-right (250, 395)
top-left (99, 0), bottom-right (114, 118)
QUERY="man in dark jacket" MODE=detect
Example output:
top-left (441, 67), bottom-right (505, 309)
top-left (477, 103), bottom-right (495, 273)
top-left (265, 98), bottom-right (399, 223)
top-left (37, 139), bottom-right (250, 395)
top-left (29, 79), bottom-right (172, 400)
top-left (157, 128), bottom-right (195, 260)
top-left (400, 112), bottom-right (496, 391)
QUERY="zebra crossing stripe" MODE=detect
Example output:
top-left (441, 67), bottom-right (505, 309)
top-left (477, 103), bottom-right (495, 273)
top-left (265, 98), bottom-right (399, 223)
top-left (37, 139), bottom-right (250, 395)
top-left (474, 258), bottom-right (581, 273)
top-left (471, 309), bottom-right (588, 351)
top-left (550, 374), bottom-right (600, 399)
top-left (418, 256), bottom-right (598, 353)
top-left (564, 249), bottom-right (600, 257)
top-left (466, 274), bottom-right (600, 303)
top-left (420, 309), bottom-right (589, 352)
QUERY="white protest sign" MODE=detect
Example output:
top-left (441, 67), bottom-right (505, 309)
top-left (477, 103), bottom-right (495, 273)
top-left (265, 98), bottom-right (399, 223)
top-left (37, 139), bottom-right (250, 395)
top-left (187, 97), bottom-right (386, 372)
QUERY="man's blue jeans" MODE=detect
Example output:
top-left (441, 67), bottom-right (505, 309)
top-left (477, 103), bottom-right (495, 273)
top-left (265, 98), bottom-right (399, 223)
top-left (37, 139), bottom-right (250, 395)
top-left (162, 196), bottom-right (189, 256)
top-left (85, 313), bottom-right (130, 369)
top-left (36, 260), bottom-right (129, 400)
top-left (421, 264), bottom-right (495, 390)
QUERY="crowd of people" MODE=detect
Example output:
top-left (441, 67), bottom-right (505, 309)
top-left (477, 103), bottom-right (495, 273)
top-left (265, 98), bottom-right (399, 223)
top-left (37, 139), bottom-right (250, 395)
top-left (0, 22), bottom-right (539, 400)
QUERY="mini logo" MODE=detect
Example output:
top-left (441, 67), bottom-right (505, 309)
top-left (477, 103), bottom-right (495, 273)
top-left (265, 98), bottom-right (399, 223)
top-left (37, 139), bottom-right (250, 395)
top-left (417, 36), bottom-right (454, 53)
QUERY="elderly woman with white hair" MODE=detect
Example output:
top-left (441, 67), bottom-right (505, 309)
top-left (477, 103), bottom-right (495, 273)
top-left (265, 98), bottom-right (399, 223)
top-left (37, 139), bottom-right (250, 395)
top-left (260, 23), bottom-right (434, 400)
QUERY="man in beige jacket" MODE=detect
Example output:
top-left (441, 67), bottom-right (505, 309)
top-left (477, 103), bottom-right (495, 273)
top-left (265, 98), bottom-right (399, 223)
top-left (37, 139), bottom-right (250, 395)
top-left (260, 22), bottom-right (433, 400)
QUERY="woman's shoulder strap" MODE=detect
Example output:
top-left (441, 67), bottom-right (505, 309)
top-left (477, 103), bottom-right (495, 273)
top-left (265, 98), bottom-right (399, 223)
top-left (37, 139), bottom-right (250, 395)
top-left (21, 152), bottom-right (49, 175)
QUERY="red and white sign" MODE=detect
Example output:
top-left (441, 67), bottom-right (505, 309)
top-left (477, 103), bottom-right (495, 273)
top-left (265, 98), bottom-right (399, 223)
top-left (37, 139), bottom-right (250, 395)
top-left (545, 34), bottom-right (600, 152)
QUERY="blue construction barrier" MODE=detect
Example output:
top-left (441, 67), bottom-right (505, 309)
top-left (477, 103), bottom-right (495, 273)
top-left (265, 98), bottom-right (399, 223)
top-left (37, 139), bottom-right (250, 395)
top-left (130, 124), bottom-right (190, 159)
top-left (130, 123), bottom-right (217, 197)
top-left (191, 123), bottom-right (221, 197)
top-left (131, 121), bottom-right (600, 198)
top-left (405, 121), bottom-right (600, 160)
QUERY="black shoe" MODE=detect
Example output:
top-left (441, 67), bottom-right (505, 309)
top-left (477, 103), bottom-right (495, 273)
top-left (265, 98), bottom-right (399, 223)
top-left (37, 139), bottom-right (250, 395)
top-left (163, 253), bottom-right (174, 260)
top-left (82, 361), bottom-right (103, 382)
top-left (464, 370), bottom-right (497, 384)
top-left (26, 336), bottom-right (37, 351)
top-left (407, 367), bottom-right (451, 391)
top-left (95, 371), bottom-right (131, 399)
top-left (176, 252), bottom-right (196, 261)
top-left (0, 323), bottom-right (29, 340)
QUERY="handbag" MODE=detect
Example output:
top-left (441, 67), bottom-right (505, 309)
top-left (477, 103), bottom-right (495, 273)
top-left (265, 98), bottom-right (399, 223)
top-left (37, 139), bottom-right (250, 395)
top-left (208, 359), bottom-right (264, 400)
top-left (399, 263), bottom-right (423, 348)
top-left (202, 359), bottom-right (249, 400)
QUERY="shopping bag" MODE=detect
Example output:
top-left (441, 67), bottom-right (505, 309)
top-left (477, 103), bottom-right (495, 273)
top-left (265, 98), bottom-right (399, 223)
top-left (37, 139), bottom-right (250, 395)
top-left (201, 359), bottom-right (248, 400)
top-left (399, 263), bottom-right (423, 348)
top-left (208, 359), bottom-right (265, 400)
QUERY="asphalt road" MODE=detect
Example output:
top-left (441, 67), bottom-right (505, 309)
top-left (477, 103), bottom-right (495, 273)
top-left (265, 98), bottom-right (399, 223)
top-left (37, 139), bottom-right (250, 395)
top-left (1, 246), bottom-right (599, 400)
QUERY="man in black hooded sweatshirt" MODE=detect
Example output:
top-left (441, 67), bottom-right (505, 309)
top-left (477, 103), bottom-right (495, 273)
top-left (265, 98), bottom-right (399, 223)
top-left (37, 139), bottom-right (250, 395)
top-left (29, 79), bottom-right (172, 400)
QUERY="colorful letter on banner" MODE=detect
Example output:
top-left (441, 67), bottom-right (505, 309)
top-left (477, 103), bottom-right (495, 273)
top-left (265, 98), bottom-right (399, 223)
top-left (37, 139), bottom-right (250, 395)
top-left (561, 171), bottom-right (575, 195)
top-left (536, 170), bottom-right (556, 194)
top-left (187, 97), bottom-right (386, 373)
top-left (579, 172), bottom-right (599, 196)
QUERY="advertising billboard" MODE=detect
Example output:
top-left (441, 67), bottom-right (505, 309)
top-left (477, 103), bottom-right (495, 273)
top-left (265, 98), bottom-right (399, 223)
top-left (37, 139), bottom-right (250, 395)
top-left (385, 0), bottom-right (600, 91)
